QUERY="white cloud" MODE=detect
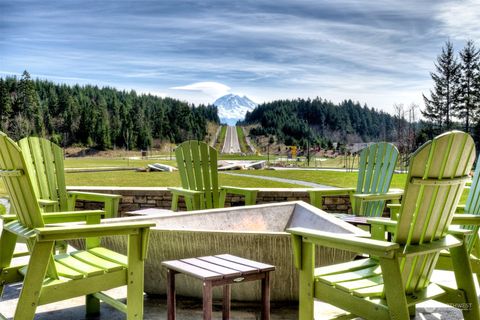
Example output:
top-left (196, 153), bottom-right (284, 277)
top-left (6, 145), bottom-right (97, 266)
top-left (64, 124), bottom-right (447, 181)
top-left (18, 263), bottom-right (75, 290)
top-left (436, 0), bottom-right (480, 40)
top-left (170, 82), bottom-right (231, 98)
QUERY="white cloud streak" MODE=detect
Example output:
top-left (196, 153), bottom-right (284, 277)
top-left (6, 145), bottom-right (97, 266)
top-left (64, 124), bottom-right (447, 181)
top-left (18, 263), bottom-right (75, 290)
top-left (1, 0), bottom-right (472, 113)
top-left (170, 82), bottom-right (231, 98)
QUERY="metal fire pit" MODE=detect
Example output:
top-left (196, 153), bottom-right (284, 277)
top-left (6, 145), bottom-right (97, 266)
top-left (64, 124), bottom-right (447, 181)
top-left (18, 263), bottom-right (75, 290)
top-left (96, 201), bottom-right (367, 301)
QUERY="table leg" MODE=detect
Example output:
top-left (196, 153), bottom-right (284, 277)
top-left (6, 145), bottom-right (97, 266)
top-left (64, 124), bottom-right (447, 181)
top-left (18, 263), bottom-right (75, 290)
top-left (223, 284), bottom-right (231, 319)
top-left (203, 281), bottom-right (213, 320)
top-left (167, 269), bottom-right (176, 320)
top-left (261, 272), bottom-right (271, 320)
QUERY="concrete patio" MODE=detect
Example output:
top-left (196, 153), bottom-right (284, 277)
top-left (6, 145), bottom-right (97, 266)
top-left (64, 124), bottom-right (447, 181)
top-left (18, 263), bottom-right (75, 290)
top-left (0, 270), bottom-right (474, 319)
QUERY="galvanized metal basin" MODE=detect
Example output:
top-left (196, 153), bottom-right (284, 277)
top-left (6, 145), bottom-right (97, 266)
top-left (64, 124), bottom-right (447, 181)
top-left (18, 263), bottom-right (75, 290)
top-left (98, 201), bottom-right (367, 301)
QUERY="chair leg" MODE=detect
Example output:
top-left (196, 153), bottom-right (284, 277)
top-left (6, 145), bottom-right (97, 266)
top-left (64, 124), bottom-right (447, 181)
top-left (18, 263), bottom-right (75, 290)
top-left (380, 258), bottom-right (410, 320)
top-left (245, 191), bottom-right (257, 206)
top-left (127, 233), bottom-right (145, 319)
top-left (14, 241), bottom-right (54, 320)
top-left (104, 198), bottom-right (116, 218)
top-left (308, 191), bottom-right (323, 209)
top-left (0, 230), bottom-right (17, 296)
top-left (298, 241), bottom-right (315, 320)
top-left (67, 194), bottom-right (77, 211)
top-left (450, 244), bottom-right (480, 320)
top-left (408, 305), bottom-right (416, 317)
top-left (86, 294), bottom-right (101, 316)
top-left (219, 189), bottom-right (227, 208)
top-left (171, 194), bottom-right (179, 211)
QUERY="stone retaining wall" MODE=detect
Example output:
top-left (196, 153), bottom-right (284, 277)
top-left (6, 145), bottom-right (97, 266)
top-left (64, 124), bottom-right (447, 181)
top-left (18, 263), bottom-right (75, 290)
top-left (68, 186), bottom-right (352, 216)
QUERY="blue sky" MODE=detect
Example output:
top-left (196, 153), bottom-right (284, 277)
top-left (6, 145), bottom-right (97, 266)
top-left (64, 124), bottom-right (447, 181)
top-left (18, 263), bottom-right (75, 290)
top-left (1, 0), bottom-right (479, 114)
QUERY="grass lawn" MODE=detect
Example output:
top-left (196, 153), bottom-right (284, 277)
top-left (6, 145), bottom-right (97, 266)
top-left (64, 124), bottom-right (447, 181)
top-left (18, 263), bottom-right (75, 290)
top-left (0, 159), bottom-right (470, 204)
top-left (236, 169), bottom-right (470, 203)
top-left (236, 126), bottom-right (247, 153)
top-left (65, 170), bottom-right (300, 188)
top-left (215, 126), bottom-right (227, 150)
top-left (237, 169), bottom-right (407, 189)
top-left (64, 157), bottom-right (178, 168)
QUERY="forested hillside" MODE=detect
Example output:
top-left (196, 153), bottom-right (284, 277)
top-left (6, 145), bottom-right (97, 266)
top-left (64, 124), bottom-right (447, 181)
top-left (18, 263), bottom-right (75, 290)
top-left (0, 72), bottom-right (219, 149)
top-left (242, 98), bottom-right (402, 148)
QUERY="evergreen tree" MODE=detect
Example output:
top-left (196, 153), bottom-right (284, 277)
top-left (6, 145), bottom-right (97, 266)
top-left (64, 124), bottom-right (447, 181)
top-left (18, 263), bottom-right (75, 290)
top-left (423, 41), bottom-right (461, 130)
top-left (0, 79), bottom-right (13, 131)
top-left (18, 70), bottom-right (43, 135)
top-left (456, 40), bottom-right (480, 133)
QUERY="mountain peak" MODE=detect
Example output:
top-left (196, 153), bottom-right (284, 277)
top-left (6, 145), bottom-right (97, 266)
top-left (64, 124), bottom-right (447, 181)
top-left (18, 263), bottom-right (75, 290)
top-left (213, 94), bottom-right (257, 125)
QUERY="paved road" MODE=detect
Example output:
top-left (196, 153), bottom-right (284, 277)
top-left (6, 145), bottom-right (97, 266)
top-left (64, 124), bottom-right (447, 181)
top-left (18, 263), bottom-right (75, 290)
top-left (220, 172), bottom-right (336, 188)
top-left (221, 126), bottom-right (241, 154)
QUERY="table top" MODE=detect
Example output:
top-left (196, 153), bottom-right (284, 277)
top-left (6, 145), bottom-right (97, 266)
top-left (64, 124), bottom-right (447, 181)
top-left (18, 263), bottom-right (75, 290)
top-left (162, 254), bottom-right (275, 281)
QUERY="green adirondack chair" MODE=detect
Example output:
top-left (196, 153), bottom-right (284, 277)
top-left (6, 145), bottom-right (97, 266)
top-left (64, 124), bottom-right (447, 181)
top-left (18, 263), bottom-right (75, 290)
top-left (287, 131), bottom-right (479, 320)
top-left (169, 140), bottom-right (258, 211)
top-left (18, 137), bottom-right (121, 218)
top-left (309, 142), bottom-right (401, 217)
top-left (0, 131), bottom-right (154, 319)
top-left (434, 154), bottom-right (480, 282)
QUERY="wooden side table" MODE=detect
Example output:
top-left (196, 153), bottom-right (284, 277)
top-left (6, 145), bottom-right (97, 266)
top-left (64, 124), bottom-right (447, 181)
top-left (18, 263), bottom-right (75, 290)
top-left (162, 254), bottom-right (275, 320)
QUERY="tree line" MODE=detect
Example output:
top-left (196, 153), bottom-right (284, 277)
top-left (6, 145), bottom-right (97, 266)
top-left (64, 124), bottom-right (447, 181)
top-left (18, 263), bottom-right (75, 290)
top-left (0, 71), bottom-right (219, 149)
top-left (423, 40), bottom-right (480, 136)
top-left (241, 98), bottom-right (406, 149)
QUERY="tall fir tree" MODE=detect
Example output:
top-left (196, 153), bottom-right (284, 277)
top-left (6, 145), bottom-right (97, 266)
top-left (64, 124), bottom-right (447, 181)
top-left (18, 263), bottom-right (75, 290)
top-left (423, 41), bottom-right (461, 130)
top-left (18, 70), bottom-right (43, 135)
top-left (0, 79), bottom-right (13, 131)
top-left (456, 40), bottom-right (480, 133)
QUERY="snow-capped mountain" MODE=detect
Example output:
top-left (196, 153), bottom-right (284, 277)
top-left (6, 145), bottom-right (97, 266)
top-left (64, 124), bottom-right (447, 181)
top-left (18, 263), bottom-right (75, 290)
top-left (213, 94), bottom-right (257, 125)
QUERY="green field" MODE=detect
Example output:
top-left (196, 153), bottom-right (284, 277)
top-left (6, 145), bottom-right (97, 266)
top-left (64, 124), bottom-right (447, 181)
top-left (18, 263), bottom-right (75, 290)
top-left (236, 126), bottom-right (247, 153)
top-left (65, 170), bottom-right (300, 188)
top-left (236, 170), bottom-right (407, 189)
top-left (0, 160), bottom-right (470, 204)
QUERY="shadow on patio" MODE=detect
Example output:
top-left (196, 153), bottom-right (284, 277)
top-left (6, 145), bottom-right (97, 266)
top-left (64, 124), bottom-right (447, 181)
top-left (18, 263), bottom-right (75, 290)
top-left (0, 270), bottom-right (475, 320)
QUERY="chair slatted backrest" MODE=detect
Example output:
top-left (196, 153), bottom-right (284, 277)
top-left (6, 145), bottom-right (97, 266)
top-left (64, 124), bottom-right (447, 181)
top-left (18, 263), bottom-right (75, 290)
top-left (394, 131), bottom-right (475, 293)
top-left (461, 157), bottom-right (480, 251)
top-left (355, 142), bottom-right (399, 216)
top-left (175, 140), bottom-right (219, 208)
top-left (0, 132), bottom-right (59, 279)
top-left (18, 137), bottom-right (68, 212)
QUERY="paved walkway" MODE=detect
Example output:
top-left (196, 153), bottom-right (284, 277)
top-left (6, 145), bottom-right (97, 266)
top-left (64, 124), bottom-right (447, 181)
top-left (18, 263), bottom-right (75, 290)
top-left (0, 246), bottom-right (475, 319)
top-left (0, 271), bottom-right (472, 319)
top-left (221, 172), bottom-right (336, 188)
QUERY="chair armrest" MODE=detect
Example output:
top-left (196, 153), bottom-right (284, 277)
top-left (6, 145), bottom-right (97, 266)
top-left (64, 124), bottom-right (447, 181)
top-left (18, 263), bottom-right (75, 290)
top-left (448, 227), bottom-right (474, 236)
top-left (451, 214), bottom-right (480, 225)
top-left (353, 191), bottom-right (403, 202)
top-left (386, 203), bottom-right (402, 220)
top-left (308, 188), bottom-right (355, 208)
top-left (221, 186), bottom-right (257, 195)
top-left (287, 227), bottom-right (399, 258)
top-left (387, 203), bottom-right (401, 209)
top-left (38, 199), bottom-right (58, 207)
top-left (308, 188), bottom-right (355, 196)
top-left (400, 235), bottom-right (462, 257)
top-left (42, 210), bottom-right (104, 224)
top-left (67, 191), bottom-right (122, 200)
top-left (367, 218), bottom-right (398, 240)
top-left (167, 187), bottom-right (204, 196)
top-left (367, 218), bottom-right (398, 228)
top-left (35, 222), bottom-right (155, 242)
top-left (0, 214), bottom-right (17, 222)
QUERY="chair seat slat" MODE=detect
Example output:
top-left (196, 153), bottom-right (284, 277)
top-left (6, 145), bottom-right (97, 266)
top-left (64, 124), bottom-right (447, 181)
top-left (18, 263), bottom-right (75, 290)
top-left (55, 253), bottom-right (105, 276)
top-left (70, 251), bottom-right (125, 272)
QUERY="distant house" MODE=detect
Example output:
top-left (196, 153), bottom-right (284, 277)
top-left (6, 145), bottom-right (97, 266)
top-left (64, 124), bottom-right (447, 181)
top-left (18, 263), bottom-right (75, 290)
top-left (346, 142), bottom-right (375, 154)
